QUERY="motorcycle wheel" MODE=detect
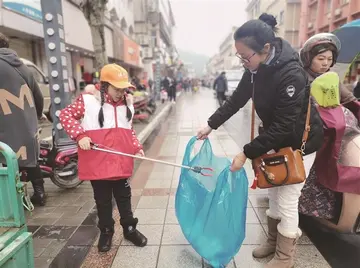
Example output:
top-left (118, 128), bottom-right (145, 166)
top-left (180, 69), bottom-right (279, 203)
top-left (50, 162), bottom-right (83, 189)
top-left (50, 173), bottom-right (83, 189)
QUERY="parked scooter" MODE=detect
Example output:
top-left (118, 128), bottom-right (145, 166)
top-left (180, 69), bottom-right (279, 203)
top-left (38, 134), bottom-right (82, 189)
top-left (36, 109), bottom-right (82, 189)
top-left (128, 89), bottom-right (156, 122)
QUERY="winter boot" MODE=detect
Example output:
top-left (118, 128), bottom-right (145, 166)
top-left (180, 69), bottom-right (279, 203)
top-left (252, 217), bottom-right (280, 258)
top-left (30, 180), bottom-right (46, 206)
top-left (264, 232), bottom-right (298, 268)
top-left (98, 226), bottom-right (114, 252)
top-left (120, 217), bottom-right (147, 247)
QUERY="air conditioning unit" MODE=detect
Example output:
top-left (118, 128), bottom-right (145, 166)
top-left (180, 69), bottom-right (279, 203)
top-left (143, 47), bottom-right (153, 59)
top-left (308, 22), bottom-right (313, 29)
top-left (334, 8), bottom-right (342, 16)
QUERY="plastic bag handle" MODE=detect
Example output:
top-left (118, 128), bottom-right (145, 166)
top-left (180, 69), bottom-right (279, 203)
top-left (183, 137), bottom-right (212, 166)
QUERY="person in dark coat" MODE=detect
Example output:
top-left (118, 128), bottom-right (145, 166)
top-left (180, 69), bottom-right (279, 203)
top-left (0, 32), bottom-right (46, 206)
top-left (161, 76), bottom-right (170, 97)
top-left (213, 71), bottom-right (228, 105)
top-left (169, 77), bottom-right (177, 103)
top-left (197, 13), bottom-right (323, 268)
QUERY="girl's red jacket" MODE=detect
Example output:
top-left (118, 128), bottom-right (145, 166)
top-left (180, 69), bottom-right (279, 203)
top-left (59, 91), bottom-right (142, 180)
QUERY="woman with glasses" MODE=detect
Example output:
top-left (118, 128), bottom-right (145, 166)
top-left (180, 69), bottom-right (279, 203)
top-left (197, 13), bottom-right (324, 268)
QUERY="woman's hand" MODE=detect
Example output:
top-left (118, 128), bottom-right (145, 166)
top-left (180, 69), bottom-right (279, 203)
top-left (136, 149), bottom-right (145, 157)
top-left (230, 152), bottom-right (247, 172)
top-left (197, 125), bottom-right (213, 140)
top-left (78, 137), bottom-right (92, 150)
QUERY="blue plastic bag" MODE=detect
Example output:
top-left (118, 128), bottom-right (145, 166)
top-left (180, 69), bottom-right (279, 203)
top-left (175, 137), bottom-right (249, 268)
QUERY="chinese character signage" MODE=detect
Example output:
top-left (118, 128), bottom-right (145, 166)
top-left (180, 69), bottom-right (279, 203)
top-left (3, 0), bottom-right (42, 22)
top-left (123, 34), bottom-right (140, 67)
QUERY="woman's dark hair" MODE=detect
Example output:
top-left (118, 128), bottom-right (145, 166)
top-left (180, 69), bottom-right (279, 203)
top-left (310, 43), bottom-right (338, 65)
top-left (233, 13), bottom-right (278, 53)
top-left (98, 82), bottom-right (132, 128)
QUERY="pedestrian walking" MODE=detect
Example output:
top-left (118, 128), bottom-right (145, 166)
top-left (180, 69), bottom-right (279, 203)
top-left (169, 77), bottom-right (177, 103)
top-left (59, 64), bottom-right (147, 252)
top-left (197, 13), bottom-right (324, 268)
top-left (213, 71), bottom-right (228, 105)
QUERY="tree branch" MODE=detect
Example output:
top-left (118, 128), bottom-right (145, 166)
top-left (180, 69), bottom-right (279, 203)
top-left (79, 0), bottom-right (109, 70)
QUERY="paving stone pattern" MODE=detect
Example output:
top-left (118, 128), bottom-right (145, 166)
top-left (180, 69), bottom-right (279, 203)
top-left (28, 90), bottom-right (330, 268)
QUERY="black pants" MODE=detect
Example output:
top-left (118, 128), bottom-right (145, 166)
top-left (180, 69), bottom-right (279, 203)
top-left (169, 87), bottom-right (176, 101)
top-left (20, 165), bottom-right (44, 183)
top-left (217, 91), bottom-right (226, 106)
top-left (91, 179), bottom-right (133, 229)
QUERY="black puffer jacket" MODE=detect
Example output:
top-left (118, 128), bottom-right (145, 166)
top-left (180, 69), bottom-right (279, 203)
top-left (208, 38), bottom-right (323, 159)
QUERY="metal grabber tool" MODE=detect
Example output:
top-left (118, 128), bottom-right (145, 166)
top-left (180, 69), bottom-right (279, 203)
top-left (90, 143), bottom-right (214, 177)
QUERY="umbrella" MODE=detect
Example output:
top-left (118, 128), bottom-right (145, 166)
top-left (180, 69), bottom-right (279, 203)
top-left (333, 19), bottom-right (360, 64)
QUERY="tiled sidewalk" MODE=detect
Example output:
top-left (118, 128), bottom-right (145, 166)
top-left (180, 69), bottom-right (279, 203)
top-left (81, 89), bottom-right (330, 268)
top-left (26, 101), bottom-right (171, 268)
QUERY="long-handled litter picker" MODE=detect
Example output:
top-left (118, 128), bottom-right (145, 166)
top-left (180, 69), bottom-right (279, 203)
top-left (91, 143), bottom-right (213, 177)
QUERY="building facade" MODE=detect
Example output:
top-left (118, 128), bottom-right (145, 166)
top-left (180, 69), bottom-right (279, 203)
top-left (299, 0), bottom-right (360, 46)
top-left (246, 0), bottom-right (268, 20)
top-left (107, 0), bottom-right (143, 77)
top-left (206, 27), bottom-right (243, 78)
top-left (0, 0), bottom-right (152, 91)
top-left (206, 54), bottom-right (221, 77)
top-left (133, 0), bottom-right (176, 83)
top-left (219, 27), bottom-right (241, 70)
top-left (246, 0), bottom-right (302, 50)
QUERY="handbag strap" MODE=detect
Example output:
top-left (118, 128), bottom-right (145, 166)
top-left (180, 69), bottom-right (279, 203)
top-left (251, 90), bottom-right (312, 154)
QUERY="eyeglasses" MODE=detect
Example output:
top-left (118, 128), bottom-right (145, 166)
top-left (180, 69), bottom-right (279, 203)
top-left (235, 52), bottom-right (256, 63)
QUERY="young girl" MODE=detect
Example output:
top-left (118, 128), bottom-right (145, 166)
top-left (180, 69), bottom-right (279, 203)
top-left (59, 64), bottom-right (147, 252)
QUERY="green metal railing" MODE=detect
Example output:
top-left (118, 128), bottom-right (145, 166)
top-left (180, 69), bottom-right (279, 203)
top-left (0, 142), bottom-right (34, 268)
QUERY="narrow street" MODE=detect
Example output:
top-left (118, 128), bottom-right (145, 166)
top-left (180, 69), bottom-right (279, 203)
top-left (14, 87), bottom-right (360, 268)
top-left (1, 0), bottom-right (359, 267)
top-left (77, 88), bottom-right (329, 268)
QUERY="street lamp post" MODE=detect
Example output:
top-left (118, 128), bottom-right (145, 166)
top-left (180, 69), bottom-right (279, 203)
top-left (40, 0), bottom-right (72, 146)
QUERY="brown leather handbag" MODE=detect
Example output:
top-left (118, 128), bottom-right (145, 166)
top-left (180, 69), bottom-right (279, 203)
top-left (251, 96), bottom-right (312, 189)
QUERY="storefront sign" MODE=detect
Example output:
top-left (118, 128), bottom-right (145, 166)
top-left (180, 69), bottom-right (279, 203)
top-left (123, 35), bottom-right (140, 67)
top-left (3, 0), bottom-right (42, 22)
